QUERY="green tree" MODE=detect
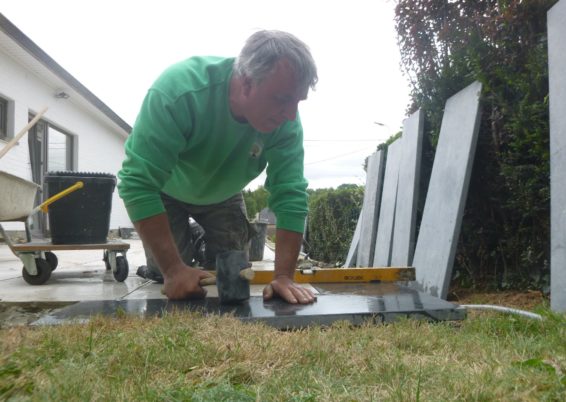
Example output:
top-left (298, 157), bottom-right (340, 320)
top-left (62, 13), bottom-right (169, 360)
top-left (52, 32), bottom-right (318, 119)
top-left (243, 186), bottom-right (269, 220)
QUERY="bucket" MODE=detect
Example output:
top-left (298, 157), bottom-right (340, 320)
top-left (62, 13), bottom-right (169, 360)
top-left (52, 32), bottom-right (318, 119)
top-left (45, 171), bottom-right (116, 244)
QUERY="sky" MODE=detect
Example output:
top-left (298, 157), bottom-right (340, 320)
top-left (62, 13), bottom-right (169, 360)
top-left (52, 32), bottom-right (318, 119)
top-left (1, 0), bottom-right (411, 190)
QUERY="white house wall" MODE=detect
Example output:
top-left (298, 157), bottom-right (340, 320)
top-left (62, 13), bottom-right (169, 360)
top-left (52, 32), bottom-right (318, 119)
top-left (0, 43), bottom-right (131, 231)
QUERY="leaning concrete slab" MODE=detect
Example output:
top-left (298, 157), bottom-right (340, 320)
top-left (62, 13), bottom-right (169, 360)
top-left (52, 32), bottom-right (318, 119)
top-left (390, 110), bottom-right (424, 266)
top-left (357, 151), bottom-right (385, 267)
top-left (344, 212), bottom-right (361, 267)
top-left (548, 0), bottom-right (566, 312)
top-left (412, 81), bottom-right (482, 299)
top-left (373, 140), bottom-right (402, 266)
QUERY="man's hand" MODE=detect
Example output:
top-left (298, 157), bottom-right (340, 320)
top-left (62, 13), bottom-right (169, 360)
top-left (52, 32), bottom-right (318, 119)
top-left (134, 214), bottom-right (215, 300)
top-left (263, 275), bottom-right (316, 304)
top-left (268, 229), bottom-right (315, 304)
top-left (162, 264), bottom-right (215, 300)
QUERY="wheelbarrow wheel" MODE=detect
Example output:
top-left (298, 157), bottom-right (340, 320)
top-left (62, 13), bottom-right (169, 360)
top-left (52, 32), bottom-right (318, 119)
top-left (113, 256), bottom-right (129, 282)
top-left (22, 258), bottom-right (51, 285)
top-left (45, 251), bottom-right (58, 271)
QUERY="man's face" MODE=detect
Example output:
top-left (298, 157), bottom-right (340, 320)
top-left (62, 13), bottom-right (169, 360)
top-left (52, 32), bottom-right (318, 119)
top-left (242, 59), bottom-right (308, 133)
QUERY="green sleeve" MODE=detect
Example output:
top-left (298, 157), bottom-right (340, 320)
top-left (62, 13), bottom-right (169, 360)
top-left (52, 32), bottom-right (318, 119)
top-left (264, 119), bottom-right (309, 233)
top-left (117, 89), bottom-right (191, 222)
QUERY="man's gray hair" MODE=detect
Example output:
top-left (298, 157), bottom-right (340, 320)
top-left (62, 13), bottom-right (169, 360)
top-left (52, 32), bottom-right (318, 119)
top-left (234, 30), bottom-right (318, 91)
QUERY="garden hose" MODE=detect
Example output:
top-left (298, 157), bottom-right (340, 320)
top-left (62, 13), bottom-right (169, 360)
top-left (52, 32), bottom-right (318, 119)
top-left (460, 304), bottom-right (543, 320)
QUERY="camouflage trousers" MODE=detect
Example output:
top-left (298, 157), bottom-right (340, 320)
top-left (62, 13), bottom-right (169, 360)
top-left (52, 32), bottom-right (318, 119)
top-left (144, 192), bottom-right (255, 275)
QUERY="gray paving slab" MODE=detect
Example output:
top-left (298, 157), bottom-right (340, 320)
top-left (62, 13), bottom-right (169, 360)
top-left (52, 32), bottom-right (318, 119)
top-left (344, 211), bottom-right (361, 267)
top-left (0, 267), bottom-right (146, 302)
top-left (33, 284), bottom-right (466, 329)
top-left (373, 140), bottom-right (402, 266)
top-left (391, 110), bottom-right (424, 266)
top-left (412, 81), bottom-right (482, 299)
top-left (0, 240), bottom-right (145, 301)
top-left (548, 0), bottom-right (566, 312)
top-left (357, 150), bottom-right (385, 267)
top-left (0, 240), bottom-right (277, 302)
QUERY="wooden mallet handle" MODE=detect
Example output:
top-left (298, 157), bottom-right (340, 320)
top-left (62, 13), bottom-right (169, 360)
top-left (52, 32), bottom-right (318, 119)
top-left (198, 267), bottom-right (255, 286)
top-left (199, 276), bottom-right (217, 286)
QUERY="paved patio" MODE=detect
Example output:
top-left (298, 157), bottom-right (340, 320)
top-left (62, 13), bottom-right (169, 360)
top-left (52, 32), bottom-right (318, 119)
top-left (0, 238), bottom-right (280, 303)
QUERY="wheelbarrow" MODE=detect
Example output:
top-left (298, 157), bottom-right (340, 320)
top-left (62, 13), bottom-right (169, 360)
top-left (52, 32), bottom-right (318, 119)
top-left (0, 170), bottom-right (130, 285)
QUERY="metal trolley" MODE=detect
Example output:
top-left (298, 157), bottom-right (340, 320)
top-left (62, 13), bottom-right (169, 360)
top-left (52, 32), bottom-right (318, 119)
top-left (0, 170), bottom-right (130, 285)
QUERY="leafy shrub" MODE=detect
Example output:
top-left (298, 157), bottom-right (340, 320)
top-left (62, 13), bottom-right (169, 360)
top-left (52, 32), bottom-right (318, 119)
top-left (395, 0), bottom-right (557, 290)
top-left (243, 186), bottom-right (269, 220)
top-left (305, 185), bottom-right (364, 264)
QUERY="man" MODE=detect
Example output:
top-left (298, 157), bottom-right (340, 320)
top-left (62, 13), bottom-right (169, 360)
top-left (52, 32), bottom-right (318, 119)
top-left (118, 30), bottom-right (317, 304)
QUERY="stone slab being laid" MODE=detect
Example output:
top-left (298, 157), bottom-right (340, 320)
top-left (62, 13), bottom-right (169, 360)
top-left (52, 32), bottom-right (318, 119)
top-left (412, 81), bottom-right (482, 299)
top-left (356, 150), bottom-right (385, 267)
top-left (372, 140), bottom-right (402, 266)
top-left (390, 110), bottom-right (424, 267)
top-left (119, 283), bottom-right (318, 300)
top-left (33, 284), bottom-right (466, 329)
top-left (548, 0), bottom-right (566, 312)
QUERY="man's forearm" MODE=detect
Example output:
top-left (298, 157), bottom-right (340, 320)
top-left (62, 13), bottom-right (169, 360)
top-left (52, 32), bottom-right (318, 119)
top-left (133, 213), bottom-right (183, 275)
top-left (274, 228), bottom-right (303, 278)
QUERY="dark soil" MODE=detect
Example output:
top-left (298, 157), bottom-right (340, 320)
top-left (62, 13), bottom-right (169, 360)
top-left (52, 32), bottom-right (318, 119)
top-left (447, 288), bottom-right (548, 311)
top-left (0, 302), bottom-right (74, 328)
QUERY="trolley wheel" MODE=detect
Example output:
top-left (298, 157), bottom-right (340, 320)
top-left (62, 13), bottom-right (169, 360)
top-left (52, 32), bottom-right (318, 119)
top-left (103, 251), bottom-right (111, 270)
top-left (45, 251), bottom-right (58, 271)
top-left (113, 256), bottom-right (129, 282)
top-left (22, 258), bottom-right (52, 285)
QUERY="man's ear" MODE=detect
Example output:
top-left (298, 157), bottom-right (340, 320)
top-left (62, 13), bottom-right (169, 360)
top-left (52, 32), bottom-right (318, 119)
top-left (241, 76), bottom-right (253, 96)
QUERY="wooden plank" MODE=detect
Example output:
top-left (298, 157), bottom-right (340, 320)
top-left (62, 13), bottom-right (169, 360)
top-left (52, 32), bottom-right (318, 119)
top-left (11, 240), bottom-right (130, 252)
top-left (251, 267), bottom-right (415, 284)
top-left (0, 107), bottom-right (48, 159)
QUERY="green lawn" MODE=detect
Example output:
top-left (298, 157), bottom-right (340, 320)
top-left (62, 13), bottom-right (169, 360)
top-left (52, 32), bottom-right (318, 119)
top-left (1, 307), bottom-right (565, 401)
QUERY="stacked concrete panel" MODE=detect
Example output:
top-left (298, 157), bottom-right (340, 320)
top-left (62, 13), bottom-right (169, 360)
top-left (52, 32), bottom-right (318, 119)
top-left (390, 110), bottom-right (424, 266)
top-left (548, 0), bottom-right (566, 312)
top-left (373, 140), bottom-right (403, 266)
top-left (356, 150), bottom-right (385, 267)
top-left (344, 214), bottom-right (361, 268)
top-left (412, 81), bottom-right (482, 299)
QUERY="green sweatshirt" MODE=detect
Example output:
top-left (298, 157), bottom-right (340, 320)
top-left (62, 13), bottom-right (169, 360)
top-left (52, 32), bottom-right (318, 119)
top-left (118, 56), bottom-right (308, 233)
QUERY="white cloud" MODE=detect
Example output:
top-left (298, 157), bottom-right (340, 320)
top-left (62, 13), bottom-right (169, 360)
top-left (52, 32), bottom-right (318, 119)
top-left (2, 0), bottom-right (411, 190)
